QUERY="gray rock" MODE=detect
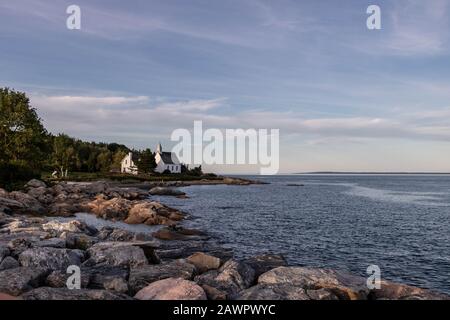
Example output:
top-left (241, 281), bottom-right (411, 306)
top-left (85, 242), bottom-right (149, 268)
top-left (25, 179), bottom-right (47, 189)
top-left (42, 220), bottom-right (98, 237)
top-left (18, 247), bottom-right (84, 271)
top-left (0, 245), bottom-right (9, 262)
top-left (7, 191), bottom-right (46, 215)
top-left (63, 232), bottom-right (98, 250)
top-left (235, 284), bottom-right (311, 300)
top-left (258, 267), bottom-right (369, 300)
top-left (0, 197), bottom-right (25, 212)
top-left (103, 278), bottom-right (129, 294)
top-left (194, 260), bottom-right (256, 298)
top-left (84, 265), bottom-right (129, 292)
top-left (46, 270), bottom-right (90, 288)
top-left (22, 287), bottom-right (133, 300)
top-left (243, 254), bottom-right (287, 277)
top-left (0, 256), bottom-right (20, 271)
top-left (129, 259), bottom-right (196, 294)
top-left (35, 238), bottom-right (67, 249)
top-left (0, 267), bottom-right (48, 296)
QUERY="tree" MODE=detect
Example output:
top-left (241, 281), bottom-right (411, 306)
top-left (136, 148), bottom-right (156, 174)
top-left (0, 88), bottom-right (50, 169)
top-left (52, 134), bottom-right (78, 177)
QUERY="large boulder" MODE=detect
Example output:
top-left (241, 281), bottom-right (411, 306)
top-left (0, 197), bottom-right (25, 212)
top-left (0, 267), bottom-right (48, 296)
top-left (84, 181), bottom-right (109, 195)
top-left (135, 278), bottom-right (206, 300)
top-left (18, 247), bottom-right (84, 271)
top-left (25, 179), bottom-right (47, 189)
top-left (0, 246), bottom-right (9, 262)
top-left (84, 265), bottom-right (130, 293)
top-left (258, 267), bottom-right (369, 300)
top-left (194, 260), bottom-right (256, 298)
top-left (186, 252), bottom-right (221, 273)
top-left (85, 242), bottom-right (149, 268)
top-left (369, 280), bottom-right (450, 300)
top-left (42, 220), bottom-right (97, 237)
top-left (22, 287), bottom-right (132, 300)
top-left (46, 270), bottom-right (90, 288)
top-left (0, 256), bottom-right (20, 271)
top-left (7, 192), bottom-right (46, 215)
top-left (129, 259), bottom-right (196, 294)
top-left (86, 196), bottom-right (132, 220)
top-left (125, 202), bottom-right (172, 225)
top-left (63, 232), bottom-right (98, 250)
top-left (243, 254), bottom-right (288, 277)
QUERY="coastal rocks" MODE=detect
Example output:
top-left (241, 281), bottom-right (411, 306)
top-left (86, 196), bottom-right (132, 221)
top-left (186, 252), bottom-right (221, 273)
top-left (258, 267), bottom-right (369, 300)
top-left (0, 197), bottom-right (25, 212)
top-left (194, 260), bottom-right (256, 298)
top-left (22, 287), bottom-right (133, 300)
top-left (235, 284), bottom-right (311, 300)
top-left (125, 202), bottom-right (173, 226)
top-left (153, 226), bottom-right (207, 241)
top-left (0, 256), bottom-right (20, 270)
top-left (134, 278), bottom-right (206, 300)
top-left (149, 187), bottom-right (186, 197)
top-left (25, 179), bottom-right (47, 189)
top-left (0, 246), bottom-right (9, 262)
top-left (369, 280), bottom-right (450, 300)
top-left (85, 242), bottom-right (149, 268)
top-left (129, 259), bottom-right (196, 294)
top-left (243, 254), bottom-right (288, 277)
top-left (46, 270), bottom-right (90, 288)
top-left (0, 267), bottom-right (48, 296)
top-left (85, 265), bottom-right (129, 292)
top-left (42, 220), bottom-right (97, 237)
top-left (8, 191), bottom-right (46, 215)
top-left (18, 247), bottom-right (84, 270)
top-left (63, 232), bottom-right (98, 250)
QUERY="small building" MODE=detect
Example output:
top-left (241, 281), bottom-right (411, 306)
top-left (121, 152), bottom-right (139, 175)
top-left (154, 143), bottom-right (181, 174)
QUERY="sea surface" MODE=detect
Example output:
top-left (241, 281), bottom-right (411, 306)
top-left (153, 174), bottom-right (450, 294)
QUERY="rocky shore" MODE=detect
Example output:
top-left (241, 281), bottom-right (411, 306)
top-left (0, 179), bottom-right (448, 300)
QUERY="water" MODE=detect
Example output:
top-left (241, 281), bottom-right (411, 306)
top-left (153, 174), bottom-right (450, 294)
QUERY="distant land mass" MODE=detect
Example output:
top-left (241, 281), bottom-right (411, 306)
top-left (296, 172), bottom-right (450, 175)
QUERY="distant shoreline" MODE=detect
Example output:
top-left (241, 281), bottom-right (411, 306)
top-left (294, 172), bottom-right (450, 175)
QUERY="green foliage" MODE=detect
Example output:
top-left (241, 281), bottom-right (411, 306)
top-left (0, 88), bottom-right (50, 170)
top-left (136, 148), bottom-right (156, 174)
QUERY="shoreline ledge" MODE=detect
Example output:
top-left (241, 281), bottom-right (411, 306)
top-left (0, 179), bottom-right (448, 300)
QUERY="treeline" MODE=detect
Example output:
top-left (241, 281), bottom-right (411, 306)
top-left (0, 88), bottom-right (204, 189)
top-left (0, 88), bottom-right (140, 188)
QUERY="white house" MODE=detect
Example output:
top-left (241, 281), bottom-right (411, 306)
top-left (121, 152), bottom-right (139, 175)
top-left (154, 143), bottom-right (181, 174)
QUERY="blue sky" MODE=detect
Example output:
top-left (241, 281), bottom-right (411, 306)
top-left (1, 0), bottom-right (450, 173)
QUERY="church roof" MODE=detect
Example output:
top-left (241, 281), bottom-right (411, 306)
top-left (159, 151), bottom-right (179, 165)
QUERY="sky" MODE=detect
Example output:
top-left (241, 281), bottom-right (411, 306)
top-left (1, 0), bottom-right (450, 174)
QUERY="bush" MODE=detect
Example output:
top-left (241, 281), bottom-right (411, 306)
top-left (0, 162), bottom-right (40, 191)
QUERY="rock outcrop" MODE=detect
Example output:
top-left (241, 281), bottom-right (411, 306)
top-left (134, 278), bottom-right (206, 300)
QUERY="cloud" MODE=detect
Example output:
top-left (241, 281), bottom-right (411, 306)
top-left (29, 93), bottom-right (450, 149)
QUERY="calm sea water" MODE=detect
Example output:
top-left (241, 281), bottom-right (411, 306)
top-left (153, 175), bottom-right (450, 294)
